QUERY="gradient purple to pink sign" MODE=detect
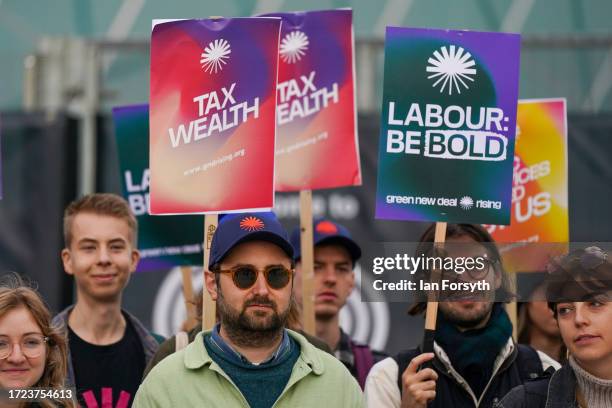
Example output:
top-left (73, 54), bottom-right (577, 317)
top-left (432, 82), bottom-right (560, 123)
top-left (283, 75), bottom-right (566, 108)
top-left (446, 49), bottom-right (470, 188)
top-left (150, 18), bottom-right (280, 214)
top-left (261, 9), bottom-right (360, 191)
top-left (376, 27), bottom-right (520, 224)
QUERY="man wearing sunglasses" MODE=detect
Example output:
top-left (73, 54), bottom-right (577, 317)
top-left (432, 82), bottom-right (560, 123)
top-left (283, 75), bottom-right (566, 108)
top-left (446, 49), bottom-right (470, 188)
top-left (290, 219), bottom-right (388, 389)
top-left (134, 212), bottom-right (364, 408)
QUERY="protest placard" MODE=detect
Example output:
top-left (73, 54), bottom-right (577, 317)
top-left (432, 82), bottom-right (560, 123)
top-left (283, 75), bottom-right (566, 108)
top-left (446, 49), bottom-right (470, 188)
top-left (375, 26), bottom-right (521, 350)
top-left (376, 27), bottom-right (520, 225)
top-left (489, 98), bottom-right (568, 244)
top-left (149, 17), bottom-right (281, 214)
top-left (262, 9), bottom-right (360, 192)
top-left (488, 98), bottom-right (568, 296)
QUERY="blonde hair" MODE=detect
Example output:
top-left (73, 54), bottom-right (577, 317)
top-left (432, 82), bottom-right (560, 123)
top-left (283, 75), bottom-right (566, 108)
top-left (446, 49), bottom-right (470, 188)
top-left (0, 275), bottom-right (75, 408)
top-left (63, 193), bottom-right (138, 247)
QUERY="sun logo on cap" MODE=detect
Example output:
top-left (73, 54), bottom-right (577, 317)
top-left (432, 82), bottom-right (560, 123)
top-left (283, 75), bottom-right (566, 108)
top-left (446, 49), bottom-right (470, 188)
top-left (240, 216), bottom-right (265, 231)
top-left (316, 221), bottom-right (338, 235)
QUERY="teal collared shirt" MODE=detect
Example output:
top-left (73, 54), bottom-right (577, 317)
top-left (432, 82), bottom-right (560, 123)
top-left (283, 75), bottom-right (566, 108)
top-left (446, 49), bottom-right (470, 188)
top-left (208, 324), bottom-right (291, 365)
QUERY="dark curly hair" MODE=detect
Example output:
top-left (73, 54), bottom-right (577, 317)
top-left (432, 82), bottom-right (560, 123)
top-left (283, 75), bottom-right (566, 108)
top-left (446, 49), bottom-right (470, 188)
top-left (545, 246), bottom-right (612, 318)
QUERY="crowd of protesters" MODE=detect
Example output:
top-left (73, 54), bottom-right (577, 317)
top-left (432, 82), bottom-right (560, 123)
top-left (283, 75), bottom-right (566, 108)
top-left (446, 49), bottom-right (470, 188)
top-left (0, 192), bottom-right (610, 407)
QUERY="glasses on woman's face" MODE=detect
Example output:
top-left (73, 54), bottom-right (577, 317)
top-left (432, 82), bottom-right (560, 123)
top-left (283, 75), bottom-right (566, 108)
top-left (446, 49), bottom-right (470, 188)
top-left (0, 334), bottom-right (49, 359)
top-left (217, 264), bottom-right (294, 290)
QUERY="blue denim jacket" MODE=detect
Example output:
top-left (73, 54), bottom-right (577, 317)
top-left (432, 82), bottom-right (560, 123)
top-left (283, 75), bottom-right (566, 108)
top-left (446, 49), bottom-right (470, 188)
top-left (496, 364), bottom-right (578, 408)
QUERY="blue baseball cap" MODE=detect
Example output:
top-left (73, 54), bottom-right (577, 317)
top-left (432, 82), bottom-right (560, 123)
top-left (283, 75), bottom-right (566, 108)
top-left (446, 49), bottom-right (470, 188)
top-left (290, 219), bottom-right (361, 263)
top-left (209, 212), bottom-right (294, 269)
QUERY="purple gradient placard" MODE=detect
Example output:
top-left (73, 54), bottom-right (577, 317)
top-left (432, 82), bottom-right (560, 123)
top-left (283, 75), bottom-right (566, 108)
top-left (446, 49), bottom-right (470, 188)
top-left (376, 27), bottom-right (520, 225)
top-left (150, 18), bottom-right (280, 214)
top-left (260, 9), bottom-right (360, 191)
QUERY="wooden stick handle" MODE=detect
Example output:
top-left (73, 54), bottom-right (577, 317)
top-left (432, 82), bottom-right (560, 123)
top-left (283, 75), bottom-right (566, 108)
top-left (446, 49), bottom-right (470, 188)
top-left (423, 222), bottom-right (447, 352)
top-left (180, 266), bottom-right (197, 330)
top-left (299, 190), bottom-right (316, 336)
top-left (434, 222), bottom-right (447, 246)
top-left (506, 272), bottom-right (518, 340)
top-left (203, 214), bottom-right (218, 330)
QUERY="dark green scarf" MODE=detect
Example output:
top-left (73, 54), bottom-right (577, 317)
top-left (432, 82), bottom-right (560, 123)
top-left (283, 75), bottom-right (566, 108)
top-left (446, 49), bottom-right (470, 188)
top-left (204, 333), bottom-right (300, 408)
top-left (435, 303), bottom-right (512, 397)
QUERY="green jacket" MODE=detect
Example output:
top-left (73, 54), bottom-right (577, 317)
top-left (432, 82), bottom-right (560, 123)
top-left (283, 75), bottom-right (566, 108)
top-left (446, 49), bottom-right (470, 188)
top-left (142, 325), bottom-right (333, 379)
top-left (133, 329), bottom-right (364, 408)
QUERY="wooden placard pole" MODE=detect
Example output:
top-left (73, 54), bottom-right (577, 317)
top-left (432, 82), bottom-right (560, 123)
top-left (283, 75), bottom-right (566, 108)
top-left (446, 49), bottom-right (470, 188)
top-left (506, 271), bottom-right (518, 340)
top-left (180, 266), bottom-right (197, 330)
top-left (203, 214), bottom-right (218, 330)
top-left (299, 190), bottom-right (316, 336)
top-left (423, 222), bottom-right (447, 353)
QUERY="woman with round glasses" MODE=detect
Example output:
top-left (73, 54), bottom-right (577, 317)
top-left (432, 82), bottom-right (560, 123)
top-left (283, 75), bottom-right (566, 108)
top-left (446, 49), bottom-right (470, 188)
top-left (0, 276), bottom-right (74, 407)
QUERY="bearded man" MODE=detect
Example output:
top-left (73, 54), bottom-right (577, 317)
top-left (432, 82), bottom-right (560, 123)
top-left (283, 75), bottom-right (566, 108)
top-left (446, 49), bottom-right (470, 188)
top-left (134, 212), bottom-right (363, 408)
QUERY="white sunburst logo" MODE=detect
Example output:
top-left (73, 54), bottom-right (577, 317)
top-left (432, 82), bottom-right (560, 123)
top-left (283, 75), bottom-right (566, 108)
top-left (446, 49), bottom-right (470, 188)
top-left (200, 38), bottom-right (231, 74)
top-left (280, 31), bottom-right (309, 64)
top-left (459, 196), bottom-right (474, 210)
top-left (426, 45), bottom-right (476, 95)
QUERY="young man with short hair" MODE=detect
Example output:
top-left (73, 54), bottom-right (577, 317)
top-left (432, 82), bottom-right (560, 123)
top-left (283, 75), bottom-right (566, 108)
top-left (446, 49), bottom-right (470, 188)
top-left (53, 193), bottom-right (161, 407)
top-left (134, 213), bottom-right (364, 407)
top-left (498, 246), bottom-right (612, 407)
top-left (291, 219), bottom-right (387, 389)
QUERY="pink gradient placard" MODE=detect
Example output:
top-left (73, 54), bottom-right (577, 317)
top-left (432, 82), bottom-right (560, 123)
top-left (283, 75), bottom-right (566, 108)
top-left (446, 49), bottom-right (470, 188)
top-left (262, 9), bottom-right (361, 191)
top-left (150, 18), bottom-right (280, 214)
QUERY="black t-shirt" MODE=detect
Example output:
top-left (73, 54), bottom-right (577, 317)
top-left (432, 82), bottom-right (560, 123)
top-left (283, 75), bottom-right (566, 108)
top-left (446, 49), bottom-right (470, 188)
top-left (68, 314), bottom-right (145, 408)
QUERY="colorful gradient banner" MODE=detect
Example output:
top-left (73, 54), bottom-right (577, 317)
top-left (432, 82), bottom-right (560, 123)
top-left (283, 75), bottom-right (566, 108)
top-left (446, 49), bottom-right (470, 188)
top-left (113, 104), bottom-right (203, 272)
top-left (261, 9), bottom-right (360, 191)
top-left (488, 99), bottom-right (568, 271)
top-left (150, 18), bottom-right (280, 214)
top-left (375, 27), bottom-right (520, 224)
